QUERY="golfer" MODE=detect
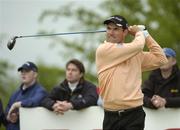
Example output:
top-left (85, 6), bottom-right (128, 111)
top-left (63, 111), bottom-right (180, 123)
top-left (96, 15), bottom-right (167, 130)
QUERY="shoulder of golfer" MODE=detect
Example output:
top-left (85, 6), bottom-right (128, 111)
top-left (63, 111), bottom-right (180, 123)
top-left (96, 28), bottom-right (145, 72)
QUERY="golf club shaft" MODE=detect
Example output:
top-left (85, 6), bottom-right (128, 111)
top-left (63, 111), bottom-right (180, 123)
top-left (17, 30), bottom-right (106, 38)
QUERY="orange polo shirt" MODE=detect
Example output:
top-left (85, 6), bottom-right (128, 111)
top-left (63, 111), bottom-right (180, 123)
top-left (96, 31), bottom-right (167, 111)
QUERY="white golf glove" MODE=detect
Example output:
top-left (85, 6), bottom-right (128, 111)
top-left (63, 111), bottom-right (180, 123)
top-left (138, 25), bottom-right (149, 38)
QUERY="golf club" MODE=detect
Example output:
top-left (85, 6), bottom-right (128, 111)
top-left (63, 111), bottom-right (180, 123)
top-left (7, 30), bottom-right (106, 50)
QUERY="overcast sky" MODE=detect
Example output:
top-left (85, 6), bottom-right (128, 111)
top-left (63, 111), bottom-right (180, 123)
top-left (0, 0), bottom-right (102, 71)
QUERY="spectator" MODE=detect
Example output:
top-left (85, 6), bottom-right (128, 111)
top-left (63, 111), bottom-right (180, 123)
top-left (96, 87), bottom-right (103, 107)
top-left (142, 48), bottom-right (180, 109)
top-left (41, 59), bottom-right (98, 115)
top-left (5, 61), bottom-right (47, 130)
top-left (0, 98), bottom-right (6, 127)
top-left (95, 15), bottom-right (167, 130)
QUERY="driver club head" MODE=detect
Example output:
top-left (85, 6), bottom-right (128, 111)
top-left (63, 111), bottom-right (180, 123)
top-left (7, 36), bottom-right (18, 50)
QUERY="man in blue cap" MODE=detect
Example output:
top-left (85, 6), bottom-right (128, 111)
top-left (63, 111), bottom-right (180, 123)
top-left (142, 48), bottom-right (180, 109)
top-left (5, 61), bottom-right (47, 130)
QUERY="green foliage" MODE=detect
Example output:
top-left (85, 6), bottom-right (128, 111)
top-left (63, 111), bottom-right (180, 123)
top-left (38, 63), bottom-right (65, 91)
top-left (0, 60), bottom-right (17, 110)
top-left (38, 0), bottom-right (179, 85)
top-left (3, 0), bottom-right (180, 85)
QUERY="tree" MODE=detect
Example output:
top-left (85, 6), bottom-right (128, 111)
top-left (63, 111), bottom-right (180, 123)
top-left (0, 60), bottom-right (17, 107)
top-left (38, 0), bottom-right (180, 83)
top-left (38, 63), bottom-right (64, 90)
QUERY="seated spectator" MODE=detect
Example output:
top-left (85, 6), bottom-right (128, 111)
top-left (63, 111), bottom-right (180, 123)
top-left (0, 98), bottom-right (6, 127)
top-left (41, 59), bottom-right (98, 114)
top-left (5, 61), bottom-right (47, 130)
top-left (96, 87), bottom-right (103, 107)
top-left (0, 99), bottom-right (3, 127)
top-left (142, 48), bottom-right (180, 109)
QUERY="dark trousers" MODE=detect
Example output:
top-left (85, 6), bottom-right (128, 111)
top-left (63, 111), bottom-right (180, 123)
top-left (103, 106), bottom-right (145, 130)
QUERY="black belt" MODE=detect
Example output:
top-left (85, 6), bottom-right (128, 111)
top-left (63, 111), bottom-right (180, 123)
top-left (104, 106), bottom-right (142, 116)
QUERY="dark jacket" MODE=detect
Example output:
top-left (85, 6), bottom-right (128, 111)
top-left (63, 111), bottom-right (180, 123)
top-left (41, 79), bottom-right (98, 110)
top-left (142, 64), bottom-right (180, 109)
top-left (5, 82), bottom-right (47, 130)
top-left (0, 99), bottom-right (3, 127)
top-left (0, 99), bottom-right (7, 127)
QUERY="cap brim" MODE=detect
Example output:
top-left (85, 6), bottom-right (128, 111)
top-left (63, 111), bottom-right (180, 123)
top-left (17, 66), bottom-right (31, 71)
top-left (103, 19), bottom-right (123, 27)
top-left (165, 54), bottom-right (174, 57)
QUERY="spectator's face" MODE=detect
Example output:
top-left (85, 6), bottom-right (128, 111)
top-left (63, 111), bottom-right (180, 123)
top-left (160, 57), bottom-right (176, 70)
top-left (20, 69), bottom-right (37, 85)
top-left (106, 22), bottom-right (127, 43)
top-left (66, 63), bottom-right (83, 83)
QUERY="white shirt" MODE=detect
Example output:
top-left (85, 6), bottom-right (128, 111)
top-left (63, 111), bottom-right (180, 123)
top-left (68, 82), bottom-right (79, 92)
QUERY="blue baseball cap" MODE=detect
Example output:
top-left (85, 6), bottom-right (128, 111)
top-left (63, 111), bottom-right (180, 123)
top-left (18, 61), bottom-right (38, 72)
top-left (163, 48), bottom-right (176, 57)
